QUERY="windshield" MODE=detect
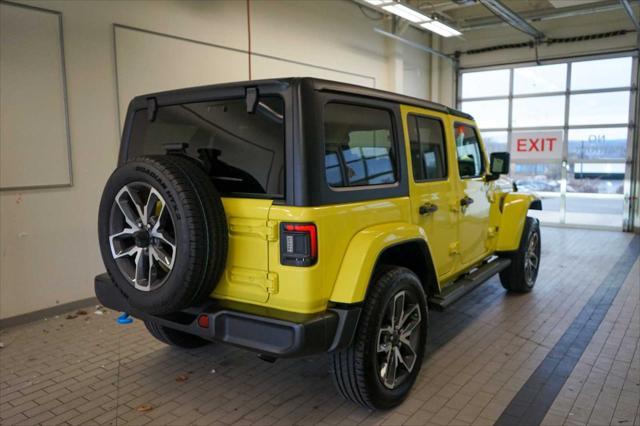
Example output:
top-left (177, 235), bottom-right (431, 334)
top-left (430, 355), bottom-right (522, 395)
top-left (127, 96), bottom-right (285, 198)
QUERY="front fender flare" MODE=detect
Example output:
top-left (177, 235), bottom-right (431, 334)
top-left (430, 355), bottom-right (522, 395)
top-left (497, 193), bottom-right (540, 252)
top-left (329, 222), bottom-right (430, 304)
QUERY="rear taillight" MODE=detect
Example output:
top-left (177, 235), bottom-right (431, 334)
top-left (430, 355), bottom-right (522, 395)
top-left (280, 223), bottom-right (317, 266)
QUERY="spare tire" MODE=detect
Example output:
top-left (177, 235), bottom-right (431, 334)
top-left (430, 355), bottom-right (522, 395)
top-left (98, 155), bottom-right (228, 315)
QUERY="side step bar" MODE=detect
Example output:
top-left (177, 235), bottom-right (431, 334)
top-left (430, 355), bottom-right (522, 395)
top-left (429, 258), bottom-right (511, 310)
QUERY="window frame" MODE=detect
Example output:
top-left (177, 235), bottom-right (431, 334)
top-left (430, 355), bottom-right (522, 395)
top-left (127, 96), bottom-right (287, 199)
top-left (455, 51), bottom-right (638, 230)
top-left (453, 122), bottom-right (486, 179)
top-left (512, 63), bottom-right (568, 96)
top-left (407, 113), bottom-right (449, 183)
top-left (322, 101), bottom-right (400, 190)
top-left (297, 82), bottom-right (411, 206)
top-left (121, 82), bottom-right (294, 203)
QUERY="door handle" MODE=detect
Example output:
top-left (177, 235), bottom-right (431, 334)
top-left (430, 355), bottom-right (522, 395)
top-left (419, 203), bottom-right (438, 215)
top-left (460, 196), bottom-right (474, 207)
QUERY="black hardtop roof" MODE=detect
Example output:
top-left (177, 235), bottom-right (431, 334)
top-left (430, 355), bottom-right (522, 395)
top-left (304, 77), bottom-right (473, 120)
top-left (136, 77), bottom-right (473, 120)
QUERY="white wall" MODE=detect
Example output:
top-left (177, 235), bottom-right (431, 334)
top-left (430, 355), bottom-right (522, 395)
top-left (0, 0), bottom-right (433, 319)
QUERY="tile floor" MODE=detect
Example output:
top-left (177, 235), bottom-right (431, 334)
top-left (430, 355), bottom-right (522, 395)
top-left (1, 227), bottom-right (638, 425)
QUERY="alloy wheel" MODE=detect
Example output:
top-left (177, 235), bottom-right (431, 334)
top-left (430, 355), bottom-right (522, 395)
top-left (376, 290), bottom-right (422, 389)
top-left (108, 183), bottom-right (177, 291)
top-left (524, 232), bottom-right (539, 286)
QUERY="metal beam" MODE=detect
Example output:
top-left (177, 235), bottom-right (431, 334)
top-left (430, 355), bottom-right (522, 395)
top-left (373, 28), bottom-right (455, 62)
top-left (460, 0), bottom-right (621, 31)
top-left (619, 0), bottom-right (640, 30)
top-left (478, 0), bottom-right (545, 40)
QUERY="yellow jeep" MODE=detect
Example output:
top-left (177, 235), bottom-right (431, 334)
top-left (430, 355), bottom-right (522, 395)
top-left (96, 78), bottom-right (541, 409)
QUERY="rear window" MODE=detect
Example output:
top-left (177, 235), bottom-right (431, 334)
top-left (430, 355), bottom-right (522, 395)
top-left (128, 97), bottom-right (285, 197)
top-left (324, 103), bottom-right (397, 188)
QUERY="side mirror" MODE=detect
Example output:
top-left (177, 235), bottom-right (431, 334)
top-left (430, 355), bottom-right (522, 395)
top-left (486, 152), bottom-right (510, 181)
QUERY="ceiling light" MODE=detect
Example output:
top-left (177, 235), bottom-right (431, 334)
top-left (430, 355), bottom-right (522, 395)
top-left (382, 3), bottom-right (432, 23)
top-left (363, 0), bottom-right (393, 5)
top-left (420, 20), bottom-right (462, 37)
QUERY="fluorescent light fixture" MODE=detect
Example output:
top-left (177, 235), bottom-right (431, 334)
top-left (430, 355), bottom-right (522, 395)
top-left (382, 3), bottom-right (431, 23)
top-left (363, 0), bottom-right (393, 5)
top-left (420, 20), bottom-right (462, 37)
top-left (366, 0), bottom-right (462, 37)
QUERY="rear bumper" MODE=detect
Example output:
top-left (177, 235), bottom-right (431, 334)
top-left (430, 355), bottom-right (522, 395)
top-left (94, 274), bottom-right (360, 358)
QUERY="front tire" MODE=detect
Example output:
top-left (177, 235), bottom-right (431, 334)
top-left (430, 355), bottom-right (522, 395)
top-left (500, 216), bottom-right (541, 293)
top-left (330, 267), bottom-right (428, 409)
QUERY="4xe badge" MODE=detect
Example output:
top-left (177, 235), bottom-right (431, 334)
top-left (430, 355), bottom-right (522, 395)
top-left (510, 130), bottom-right (564, 161)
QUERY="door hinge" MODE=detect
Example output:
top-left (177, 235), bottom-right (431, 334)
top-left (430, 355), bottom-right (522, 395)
top-left (265, 272), bottom-right (279, 294)
top-left (265, 220), bottom-right (278, 241)
top-left (228, 268), bottom-right (279, 294)
top-left (449, 241), bottom-right (460, 255)
top-left (228, 218), bottom-right (278, 241)
top-left (488, 226), bottom-right (498, 238)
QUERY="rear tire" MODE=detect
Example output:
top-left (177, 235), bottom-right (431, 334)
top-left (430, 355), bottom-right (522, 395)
top-left (500, 216), bottom-right (541, 293)
top-left (330, 267), bottom-right (428, 409)
top-left (98, 155), bottom-right (228, 315)
top-left (144, 320), bottom-right (210, 348)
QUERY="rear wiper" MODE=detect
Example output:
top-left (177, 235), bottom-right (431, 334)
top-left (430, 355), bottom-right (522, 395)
top-left (257, 102), bottom-right (283, 124)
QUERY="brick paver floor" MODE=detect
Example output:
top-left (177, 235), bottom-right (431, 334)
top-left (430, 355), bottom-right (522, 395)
top-left (1, 227), bottom-right (638, 425)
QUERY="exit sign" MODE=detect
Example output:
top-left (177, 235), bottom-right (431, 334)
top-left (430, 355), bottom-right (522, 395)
top-left (511, 130), bottom-right (564, 161)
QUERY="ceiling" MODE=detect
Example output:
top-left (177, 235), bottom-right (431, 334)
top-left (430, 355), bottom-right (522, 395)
top-left (373, 0), bottom-right (635, 33)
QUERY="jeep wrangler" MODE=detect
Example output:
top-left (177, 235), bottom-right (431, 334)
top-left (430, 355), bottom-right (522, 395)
top-left (96, 78), bottom-right (541, 409)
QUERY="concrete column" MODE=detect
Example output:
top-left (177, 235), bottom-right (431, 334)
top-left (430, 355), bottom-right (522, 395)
top-left (430, 34), bottom-right (440, 102)
top-left (387, 37), bottom-right (404, 94)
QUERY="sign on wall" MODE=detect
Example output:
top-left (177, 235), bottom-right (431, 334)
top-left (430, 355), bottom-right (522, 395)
top-left (510, 130), bottom-right (564, 161)
top-left (0, 3), bottom-right (72, 189)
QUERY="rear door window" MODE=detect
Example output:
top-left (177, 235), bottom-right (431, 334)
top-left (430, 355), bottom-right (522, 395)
top-left (408, 115), bottom-right (447, 181)
top-left (128, 97), bottom-right (285, 197)
top-left (323, 103), bottom-right (397, 188)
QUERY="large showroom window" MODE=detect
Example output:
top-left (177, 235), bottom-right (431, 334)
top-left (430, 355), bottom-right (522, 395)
top-left (459, 54), bottom-right (638, 230)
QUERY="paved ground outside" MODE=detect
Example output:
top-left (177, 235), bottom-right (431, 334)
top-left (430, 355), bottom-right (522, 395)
top-left (1, 227), bottom-right (638, 425)
top-left (533, 197), bottom-right (624, 229)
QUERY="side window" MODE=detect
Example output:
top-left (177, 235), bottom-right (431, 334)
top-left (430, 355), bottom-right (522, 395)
top-left (408, 114), bottom-right (447, 181)
top-left (454, 124), bottom-right (484, 178)
top-left (324, 103), bottom-right (397, 187)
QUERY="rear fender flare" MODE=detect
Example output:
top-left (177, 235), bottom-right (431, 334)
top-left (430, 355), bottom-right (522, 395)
top-left (329, 222), bottom-right (433, 304)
